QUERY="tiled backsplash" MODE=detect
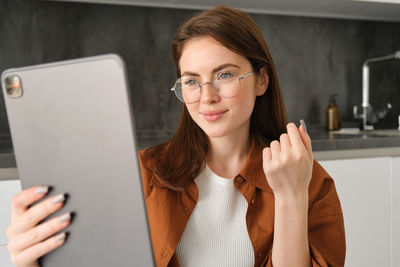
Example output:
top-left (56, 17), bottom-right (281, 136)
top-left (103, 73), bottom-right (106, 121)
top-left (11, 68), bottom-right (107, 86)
top-left (0, 0), bottom-right (399, 148)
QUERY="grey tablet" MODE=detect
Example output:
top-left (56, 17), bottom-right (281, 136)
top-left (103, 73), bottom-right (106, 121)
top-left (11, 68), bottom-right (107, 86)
top-left (1, 54), bottom-right (155, 267)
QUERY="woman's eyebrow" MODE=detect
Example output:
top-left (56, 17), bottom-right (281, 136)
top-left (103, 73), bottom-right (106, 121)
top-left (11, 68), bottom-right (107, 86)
top-left (181, 63), bottom-right (241, 77)
top-left (212, 63), bottom-right (241, 73)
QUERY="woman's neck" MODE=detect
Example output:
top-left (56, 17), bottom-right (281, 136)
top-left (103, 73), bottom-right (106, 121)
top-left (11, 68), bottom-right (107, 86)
top-left (206, 130), bottom-right (251, 179)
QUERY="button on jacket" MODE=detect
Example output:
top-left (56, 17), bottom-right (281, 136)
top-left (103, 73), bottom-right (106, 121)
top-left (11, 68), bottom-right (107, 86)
top-left (138, 140), bottom-right (346, 267)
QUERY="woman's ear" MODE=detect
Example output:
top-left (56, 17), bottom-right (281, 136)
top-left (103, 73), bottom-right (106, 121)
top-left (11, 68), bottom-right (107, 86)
top-left (256, 67), bottom-right (269, 96)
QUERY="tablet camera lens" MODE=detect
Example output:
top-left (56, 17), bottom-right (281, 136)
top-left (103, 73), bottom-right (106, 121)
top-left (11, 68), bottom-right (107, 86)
top-left (5, 75), bottom-right (23, 98)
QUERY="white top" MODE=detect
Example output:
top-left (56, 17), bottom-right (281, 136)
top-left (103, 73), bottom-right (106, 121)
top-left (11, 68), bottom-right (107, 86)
top-left (176, 165), bottom-right (255, 267)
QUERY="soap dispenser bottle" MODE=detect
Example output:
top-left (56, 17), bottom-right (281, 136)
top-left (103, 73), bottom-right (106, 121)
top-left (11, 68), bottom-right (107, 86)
top-left (326, 94), bottom-right (340, 131)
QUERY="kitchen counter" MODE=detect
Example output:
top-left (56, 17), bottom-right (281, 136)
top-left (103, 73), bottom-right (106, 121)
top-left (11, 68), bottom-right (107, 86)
top-left (0, 141), bottom-right (15, 169)
top-left (309, 127), bottom-right (400, 151)
top-left (308, 126), bottom-right (400, 160)
top-left (1, 127), bottom-right (400, 180)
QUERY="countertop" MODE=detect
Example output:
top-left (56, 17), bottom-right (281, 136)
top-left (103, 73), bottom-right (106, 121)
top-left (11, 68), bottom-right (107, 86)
top-left (1, 127), bottom-right (400, 180)
top-left (308, 126), bottom-right (400, 160)
top-left (308, 126), bottom-right (400, 151)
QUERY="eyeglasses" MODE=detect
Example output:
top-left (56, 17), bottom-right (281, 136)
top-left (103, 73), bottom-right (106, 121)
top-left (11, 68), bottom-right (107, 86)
top-left (171, 70), bottom-right (254, 104)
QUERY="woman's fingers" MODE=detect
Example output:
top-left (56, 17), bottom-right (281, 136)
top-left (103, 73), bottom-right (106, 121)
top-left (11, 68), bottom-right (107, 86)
top-left (7, 186), bottom-right (71, 267)
top-left (269, 140), bottom-right (281, 161)
top-left (287, 122), bottom-right (312, 159)
top-left (11, 186), bottom-right (49, 221)
top-left (299, 120), bottom-right (313, 159)
top-left (10, 232), bottom-right (67, 267)
top-left (268, 122), bottom-right (312, 159)
top-left (286, 123), bottom-right (304, 149)
top-left (263, 121), bottom-right (314, 197)
top-left (279, 133), bottom-right (291, 153)
top-left (262, 147), bottom-right (272, 163)
top-left (9, 194), bottom-right (65, 236)
top-left (8, 212), bottom-right (71, 253)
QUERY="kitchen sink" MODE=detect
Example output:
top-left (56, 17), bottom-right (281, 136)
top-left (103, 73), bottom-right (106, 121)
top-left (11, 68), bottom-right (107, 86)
top-left (331, 128), bottom-right (400, 137)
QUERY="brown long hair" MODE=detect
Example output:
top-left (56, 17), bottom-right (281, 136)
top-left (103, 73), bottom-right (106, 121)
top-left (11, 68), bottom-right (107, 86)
top-left (142, 6), bottom-right (288, 190)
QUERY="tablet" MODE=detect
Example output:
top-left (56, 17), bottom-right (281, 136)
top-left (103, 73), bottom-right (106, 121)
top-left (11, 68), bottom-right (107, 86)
top-left (1, 54), bottom-right (155, 266)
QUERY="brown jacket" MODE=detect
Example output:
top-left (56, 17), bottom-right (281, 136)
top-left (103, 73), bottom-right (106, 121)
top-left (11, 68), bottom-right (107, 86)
top-left (138, 141), bottom-right (346, 267)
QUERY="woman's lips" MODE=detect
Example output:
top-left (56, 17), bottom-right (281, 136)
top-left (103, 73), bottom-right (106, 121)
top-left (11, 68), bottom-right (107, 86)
top-left (201, 110), bottom-right (228, 122)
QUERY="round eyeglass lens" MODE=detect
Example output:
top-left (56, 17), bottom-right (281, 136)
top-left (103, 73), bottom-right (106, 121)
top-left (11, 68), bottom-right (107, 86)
top-left (178, 76), bottom-right (201, 103)
top-left (213, 71), bottom-right (240, 98)
top-left (173, 79), bottom-right (184, 102)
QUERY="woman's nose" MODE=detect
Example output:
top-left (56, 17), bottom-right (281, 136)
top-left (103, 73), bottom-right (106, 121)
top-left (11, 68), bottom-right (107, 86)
top-left (200, 83), bottom-right (220, 104)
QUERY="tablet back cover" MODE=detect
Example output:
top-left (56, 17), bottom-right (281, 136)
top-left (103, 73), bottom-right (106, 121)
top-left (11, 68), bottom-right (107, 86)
top-left (1, 54), bottom-right (155, 267)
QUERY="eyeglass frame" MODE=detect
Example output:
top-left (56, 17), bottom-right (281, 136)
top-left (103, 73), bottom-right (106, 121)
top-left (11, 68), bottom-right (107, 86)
top-left (170, 71), bottom-right (255, 103)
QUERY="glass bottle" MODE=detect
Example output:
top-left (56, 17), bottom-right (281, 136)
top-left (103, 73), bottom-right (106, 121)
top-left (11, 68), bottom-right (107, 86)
top-left (326, 94), bottom-right (340, 131)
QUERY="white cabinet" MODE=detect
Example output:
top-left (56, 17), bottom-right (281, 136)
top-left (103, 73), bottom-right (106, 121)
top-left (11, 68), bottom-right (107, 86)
top-left (0, 179), bottom-right (21, 245)
top-left (391, 157), bottom-right (400, 267)
top-left (0, 178), bottom-right (21, 267)
top-left (0, 246), bottom-right (14, 267)
top-left (319, 157), bottom-right (400, 267)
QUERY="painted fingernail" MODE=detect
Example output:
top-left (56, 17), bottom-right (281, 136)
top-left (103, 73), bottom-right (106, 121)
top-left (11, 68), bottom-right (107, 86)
top-left (52, 194), bottom-right (65, 204)
top-left (59, 213), bottom-right (71, 223)
top-left (55, 232), bottom-right (66, 242)
top-left (35, 186), bottom-right (49, 194)
top-left (300, 119), bottom-right (307, 133)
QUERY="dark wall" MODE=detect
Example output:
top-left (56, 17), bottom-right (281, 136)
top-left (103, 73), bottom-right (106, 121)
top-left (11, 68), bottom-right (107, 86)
top-left (1, 0), bottom-right (399, 147)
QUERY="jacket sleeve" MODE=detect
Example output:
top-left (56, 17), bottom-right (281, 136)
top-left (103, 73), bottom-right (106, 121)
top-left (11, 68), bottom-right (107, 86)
top-left (262, 160), bottom-right (346, 267)
top-left (307, 164), bottom-right (346, 267)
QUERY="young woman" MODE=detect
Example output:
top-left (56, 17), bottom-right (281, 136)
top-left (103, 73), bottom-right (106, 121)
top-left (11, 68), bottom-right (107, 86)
top-left (6, 6), bottom-right (345, 267)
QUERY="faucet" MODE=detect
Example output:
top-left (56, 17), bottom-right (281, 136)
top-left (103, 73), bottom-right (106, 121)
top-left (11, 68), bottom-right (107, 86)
top-left (353, 51), bottom-right (400, 130)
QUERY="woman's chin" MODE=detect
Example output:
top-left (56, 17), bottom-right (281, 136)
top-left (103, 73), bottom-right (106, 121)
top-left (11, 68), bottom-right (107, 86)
top-left (202, 128), bottom-right (229, 139)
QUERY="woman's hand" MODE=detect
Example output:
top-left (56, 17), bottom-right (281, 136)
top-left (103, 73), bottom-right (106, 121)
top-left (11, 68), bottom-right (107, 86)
top-left (264, 121), bottom-right (313, 266)
top-left (6, 186), bottom-right (71, 267)
top-left (262, 121), bottom-right (313, 200)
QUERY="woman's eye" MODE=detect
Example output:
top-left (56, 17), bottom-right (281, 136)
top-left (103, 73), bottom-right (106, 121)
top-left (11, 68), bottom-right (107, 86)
top-left (217, 72), bottom-right (234, 80)
top-left (184, 79), bottom-right (198, 86)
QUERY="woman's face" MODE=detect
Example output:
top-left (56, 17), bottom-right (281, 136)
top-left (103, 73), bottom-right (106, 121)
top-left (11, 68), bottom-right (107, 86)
top-left (178, 36), bottom-right (267, 139)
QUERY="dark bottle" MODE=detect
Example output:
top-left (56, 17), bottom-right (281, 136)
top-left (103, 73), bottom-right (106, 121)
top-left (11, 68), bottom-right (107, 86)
top-left (326, 94), bottom-right (340, 131)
